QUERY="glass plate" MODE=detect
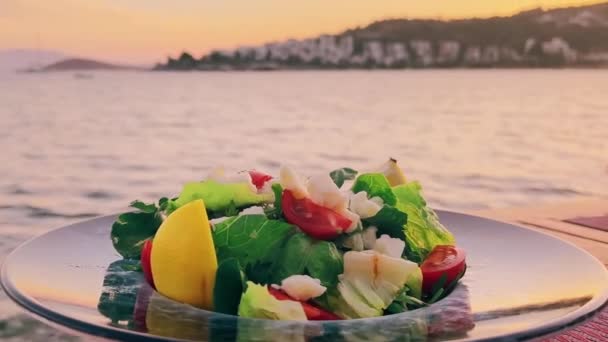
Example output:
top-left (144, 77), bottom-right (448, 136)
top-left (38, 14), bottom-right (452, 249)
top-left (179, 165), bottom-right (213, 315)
top-left (2, 210), bottom-right (607, 341)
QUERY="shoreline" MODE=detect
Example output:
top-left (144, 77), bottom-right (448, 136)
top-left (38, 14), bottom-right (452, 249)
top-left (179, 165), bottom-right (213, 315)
top-left (13, 65), bottom-right (608, 74)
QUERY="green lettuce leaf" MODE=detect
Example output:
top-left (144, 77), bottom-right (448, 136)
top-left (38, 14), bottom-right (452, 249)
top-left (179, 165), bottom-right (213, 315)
top-left (351, 173), bottom-right (396, 206)
top-left (213, 215), bottom-right (296, 284)
top-left (166, 180), bottom-right (273, 215)
top-left (352, 174), bottom-right (455, 263)
top-left (393, 182), bottom-right (455, 263)
top-left (238, 282), bottom-right (307, 320)
top-left (329, 167), bottom-right (358, 188)
top-left (362, 205), bottom-right (407, 240)
top-left (406, 266), bottom-right (423, 300)
top-left (111, 200), bottom-right (165, 259)
top-left (271, 233), bottom-right (343, 287)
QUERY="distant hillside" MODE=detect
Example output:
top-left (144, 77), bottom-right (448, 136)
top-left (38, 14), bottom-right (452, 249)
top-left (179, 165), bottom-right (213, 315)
top-left (158, 2), bottom-right (608, 70)
top-left (39, 58), bottom-right (138, 71)
top-left (0, 49), bottom-right (65, 72)
top-left (346, 2), bottom-right (608, 53)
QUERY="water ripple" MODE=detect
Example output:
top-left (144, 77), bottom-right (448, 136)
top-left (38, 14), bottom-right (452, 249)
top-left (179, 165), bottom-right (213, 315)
top-left (0, 205), bottom-right (99, 219)
top-left (1, 70), bottom-right (608, 338)
top-left (83, 190), bottom-right (119, 200)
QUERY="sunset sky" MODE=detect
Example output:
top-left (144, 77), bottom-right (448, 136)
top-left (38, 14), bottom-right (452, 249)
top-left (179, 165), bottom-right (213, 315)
top-left (0, 0), bottom-right (603, 65)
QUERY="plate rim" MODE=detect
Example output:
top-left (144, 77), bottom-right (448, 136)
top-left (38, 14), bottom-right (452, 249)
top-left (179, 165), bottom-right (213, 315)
top-left (2, 210), bottom-right (607, 341)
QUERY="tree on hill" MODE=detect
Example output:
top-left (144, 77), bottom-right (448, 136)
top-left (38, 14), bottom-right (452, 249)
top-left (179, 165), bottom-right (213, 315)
top-left (176, 52), bottom-right (196, 70)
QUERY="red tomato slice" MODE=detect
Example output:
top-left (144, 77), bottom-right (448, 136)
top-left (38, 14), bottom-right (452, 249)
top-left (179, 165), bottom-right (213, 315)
top-left (141, 239), bottom-right (155, 289)
top-left (281, 190), bottom-right (352, 240)
top-left (268, 286), bottom-right (341, 320)
top-left (248, 170), bottom-right (273, 190)
top-left (421, 245), bottom-right (466, 294)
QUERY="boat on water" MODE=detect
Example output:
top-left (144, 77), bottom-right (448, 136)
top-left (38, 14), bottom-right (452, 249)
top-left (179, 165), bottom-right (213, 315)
top-left (73, 72), bottom-right (94, 79)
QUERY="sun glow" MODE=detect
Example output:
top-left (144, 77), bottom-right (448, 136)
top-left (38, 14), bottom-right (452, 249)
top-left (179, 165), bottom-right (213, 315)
top-left (0, 0), bottom-right (603, 65)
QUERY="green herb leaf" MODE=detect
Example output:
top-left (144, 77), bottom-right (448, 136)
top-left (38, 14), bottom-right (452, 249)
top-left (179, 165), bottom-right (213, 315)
top-left (111, 210), bottom-right (162, 259)
top-left (386, 285), bottom-right (428, 314)
top-left (213, 258), bottom-right (246, 315)
top-left (424, 273), bottom-right (450, 304)
top-left (427, 288), bottom-right (445, 304)
top-left (352, 173), bottom-right (397, 206)
top-left (264, 183), bottom-right (284, 220)
top-left (271, 183), bottom-right (283, 213)
top-left (384, 301), bottom-right (406, 314)
top-left (270, 233), bottom-right (309, 278)
top-left (420, 266), bottom-right (466, 304)
top-left (158, 197), bottom-right (170, 211)
top-left (442, 264), bottom-right (467, 295)
top-left (362, 205), bottom-right (407, 240)
top-left (307, 241), bottom-right (343, 285)
top-left (404, 295), bottom-right (427, 309)
top-left (271, 233), bottom-right (343, 287)
top-left (329, 167), bottom-right (358, 188)
top-left (212, 215), bottom-right (296, 284)
top-left (130, 200), bottom-right (158, 214)
top-left (224, 200), bottom-right (239, 217)
top-left (429, 273), bottom-right (448, 297)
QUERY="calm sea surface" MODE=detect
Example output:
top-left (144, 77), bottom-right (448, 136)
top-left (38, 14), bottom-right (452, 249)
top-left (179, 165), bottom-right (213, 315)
top-left (1, 70), bottom-right (607, 339)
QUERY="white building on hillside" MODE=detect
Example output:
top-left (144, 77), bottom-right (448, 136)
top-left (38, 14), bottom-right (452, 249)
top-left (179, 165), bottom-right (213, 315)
top-left (386, 42), bottom-right (409, 65)
top-left (524, 38), bottom-right (537, 55)
top-left (500, 47), bottom-right (522, 62)
top-left (437, 41), bottom-right (460, 64)
top-left (296, 39), bottom-right (318, 62)
top-left (318, 35), bottom-right (336, 63)
top-left (254, 46), bottom-right (269, 61)
top-left (236, 46), bottom-right (255, 60)
top-left (542, 37), bottom-right (577, 62)
top-left (365, 41), bottom-right (384, 64)
top-left (481, 45), bottom-right (500, 64)
top-left (216, 49), bottom-right (236, 58)
top-left (268, 43), bottom-right (289, 61)
top-left (337, 36), bottom-right (355, 61)
top-left (349, 54), bottom-right (368, 65)
top-left (464, 46), bottom-right (481, 64)
top-left (410, 40), bottom-right (433, 66)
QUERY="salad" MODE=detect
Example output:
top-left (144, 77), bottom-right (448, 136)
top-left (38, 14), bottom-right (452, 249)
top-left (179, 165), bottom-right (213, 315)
top-left (111, 159), bottom-right (466, 321)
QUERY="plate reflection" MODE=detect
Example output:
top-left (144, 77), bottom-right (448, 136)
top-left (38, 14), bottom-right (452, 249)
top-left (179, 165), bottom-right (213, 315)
top-left (97, 260), bottom-right (475, 341)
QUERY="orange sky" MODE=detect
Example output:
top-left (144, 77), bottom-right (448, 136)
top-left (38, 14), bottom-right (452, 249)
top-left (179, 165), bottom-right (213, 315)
top-left (0, 0), bottom-right (603, 65)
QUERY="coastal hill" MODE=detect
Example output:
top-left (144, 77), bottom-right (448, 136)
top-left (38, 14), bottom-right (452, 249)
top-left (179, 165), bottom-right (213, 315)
top-left (0, 49), bottom-right (65, 72)
top-left (157, 2), bottom-right (608, 70)
top-left (37, 58), bottom-right (139, 72)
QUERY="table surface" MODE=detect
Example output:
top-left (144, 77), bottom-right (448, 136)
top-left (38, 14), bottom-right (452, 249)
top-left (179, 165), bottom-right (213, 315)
top-left (473, 198), bottom-right (608, 266)
top-left (473, 198), bottom-right (608, 341)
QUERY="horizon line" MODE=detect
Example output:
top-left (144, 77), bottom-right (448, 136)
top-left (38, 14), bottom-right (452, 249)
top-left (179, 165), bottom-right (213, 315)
top-left (2, 0), bottom-right (605, 66)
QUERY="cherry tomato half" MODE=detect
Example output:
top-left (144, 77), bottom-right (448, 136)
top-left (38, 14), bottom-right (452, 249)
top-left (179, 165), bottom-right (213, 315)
top-left (268, 286), bottom-right (341, 320)
top-left (421, 245), bottom-right (466, 294)
top-left (141, 239), bottom-right (155, 289)
top-left (248, 170), bottom-right (273, 190)
top-left (281, 190), bottom-right (352, 240)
